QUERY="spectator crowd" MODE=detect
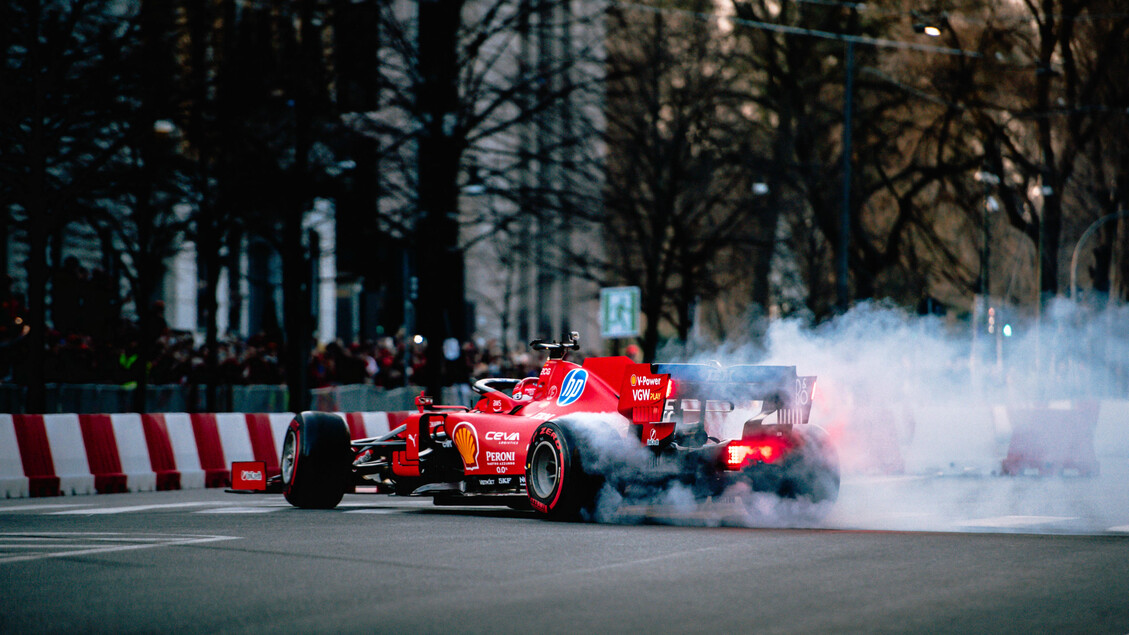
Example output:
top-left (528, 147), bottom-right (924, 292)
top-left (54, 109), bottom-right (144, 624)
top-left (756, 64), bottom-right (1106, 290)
top-left (2, 271), bottom-right (547, 388)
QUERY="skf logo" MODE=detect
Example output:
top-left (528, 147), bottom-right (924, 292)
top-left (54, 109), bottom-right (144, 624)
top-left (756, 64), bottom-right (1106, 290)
top-left (452, 422), bottom-right (480, 471)
top-left (557, 369), bottom-right (588, 406)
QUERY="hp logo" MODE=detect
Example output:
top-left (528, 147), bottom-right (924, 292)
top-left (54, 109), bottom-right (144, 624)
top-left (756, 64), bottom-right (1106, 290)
top-left (556, 369), bottom-right (588, 406)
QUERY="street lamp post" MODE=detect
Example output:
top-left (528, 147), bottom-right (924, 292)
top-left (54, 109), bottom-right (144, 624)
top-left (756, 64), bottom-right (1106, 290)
top-left (971, 170), bottom-right (999, 380)
top-left (837, 40), bottom-right (854, 313)
top-left (1070, 210), bottom-right (1129, 301)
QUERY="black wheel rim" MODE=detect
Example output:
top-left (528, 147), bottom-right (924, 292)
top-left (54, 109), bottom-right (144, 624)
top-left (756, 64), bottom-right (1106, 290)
top-left (529, 440), bottom-right (559, 499)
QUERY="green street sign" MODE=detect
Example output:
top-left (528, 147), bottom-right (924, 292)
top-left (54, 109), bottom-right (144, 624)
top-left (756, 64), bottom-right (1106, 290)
top-left (600, 286), bottom-right (640, 338)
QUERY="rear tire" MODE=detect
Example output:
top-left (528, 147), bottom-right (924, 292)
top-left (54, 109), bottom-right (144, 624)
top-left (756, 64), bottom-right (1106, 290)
top-left (282, 413), bottom-right (352, 509)
top-left (778, 425), bottom-right (840, 506)
top-left (525, 421), bottom-right (600, 521)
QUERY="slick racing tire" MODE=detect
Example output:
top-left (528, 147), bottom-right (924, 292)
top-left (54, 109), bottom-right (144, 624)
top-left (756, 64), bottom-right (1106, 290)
top-left (525, 421), bottom-right (600, 521)
top-left (282, 412), bottom-right (352, 509)
top-left (778, 425), bottom-right (840, 506)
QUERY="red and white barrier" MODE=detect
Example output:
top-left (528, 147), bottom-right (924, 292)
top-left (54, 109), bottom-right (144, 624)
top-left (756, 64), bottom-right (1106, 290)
top-left (1002, 401), bottom-right (1101, 475)
top-left (336, 411), bottom-right (410, 441)
top-left (1, 415), bottom-right (30, 498)
top-left (1, 411), bottom-right (407, 499)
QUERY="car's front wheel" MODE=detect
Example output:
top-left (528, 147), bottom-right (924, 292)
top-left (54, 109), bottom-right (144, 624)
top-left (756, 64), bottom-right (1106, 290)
top-left (282, 412), bottom-right (352, 509)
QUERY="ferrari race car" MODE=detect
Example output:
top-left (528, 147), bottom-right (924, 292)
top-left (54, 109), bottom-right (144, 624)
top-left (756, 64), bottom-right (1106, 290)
top-left (272, 333), bottom-right (839, 520)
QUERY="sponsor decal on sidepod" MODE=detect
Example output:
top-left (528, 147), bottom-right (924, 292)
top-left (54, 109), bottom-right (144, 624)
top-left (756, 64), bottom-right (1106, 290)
top-left (556, 369), bottom-right (588, 406)
top-left (452, 422), bottom-right (480, 471)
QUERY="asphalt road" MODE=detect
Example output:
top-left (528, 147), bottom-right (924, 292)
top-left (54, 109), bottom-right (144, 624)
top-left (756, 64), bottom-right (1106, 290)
top-left (3, 471), bottom-right (1129, 634)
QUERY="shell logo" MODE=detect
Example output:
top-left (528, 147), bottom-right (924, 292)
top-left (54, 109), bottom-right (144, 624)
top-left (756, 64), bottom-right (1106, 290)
top-left (452, 422), bottom-right (480, 470)
top-left (630, 375), bottom-right (637, 386)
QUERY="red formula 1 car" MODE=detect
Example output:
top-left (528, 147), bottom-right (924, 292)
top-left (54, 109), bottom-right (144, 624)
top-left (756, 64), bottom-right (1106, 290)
top-left (275, 333), bottom-right (838, 520)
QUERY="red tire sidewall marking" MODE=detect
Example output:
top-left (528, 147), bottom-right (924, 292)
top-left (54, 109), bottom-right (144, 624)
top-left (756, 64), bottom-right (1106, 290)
top-left (548, 429), bottom-right (566, 511)
top-left (527, 424), bottom-right (567, 513)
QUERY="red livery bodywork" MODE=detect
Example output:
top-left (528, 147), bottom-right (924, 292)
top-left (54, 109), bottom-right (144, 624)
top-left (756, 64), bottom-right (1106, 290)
top-left (266, 333), bottom-right (839, 519)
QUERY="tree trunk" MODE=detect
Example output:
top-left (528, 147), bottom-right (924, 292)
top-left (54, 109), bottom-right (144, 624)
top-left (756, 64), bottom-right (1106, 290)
top-left (416, 0), bottom-right (466, 398)
top-left (23, 5), bottom-right (47, 413)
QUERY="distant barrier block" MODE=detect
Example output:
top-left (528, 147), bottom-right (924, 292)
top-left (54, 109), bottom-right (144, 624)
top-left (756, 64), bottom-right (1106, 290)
top-left (110, 413), bottom-right (157, 492)
top-left (12, 415), bottom-right (62, 497)
top-left (79, 414), bottom-right (128, 494)
top-left (1002, 401), bottom-right (1100, 476)
top-left (243, 414), bottom-right (283, 479)
top-left (190, 413), bottom-right (230, 488)
top-left (163, 413), bottom-right (206, 489)
top-left (0, 415), bottom-right (31, 498)
top-left (141, 413), bottom-right (182, 490)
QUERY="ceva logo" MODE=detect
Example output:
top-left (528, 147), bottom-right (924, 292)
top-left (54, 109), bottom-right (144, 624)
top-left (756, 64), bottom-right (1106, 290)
top-left (557, 369), bottom-right (588, 406)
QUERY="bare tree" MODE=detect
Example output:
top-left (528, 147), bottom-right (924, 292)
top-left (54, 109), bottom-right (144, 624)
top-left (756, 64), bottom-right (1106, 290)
top-left (1, 0), bottom-right (134, 411)
top-left (966, 0), bottom-right (1129, 301)
top-left (347, 0), bottom-right (606, 391)
top-left (592, 2), bottom-right (763, 359)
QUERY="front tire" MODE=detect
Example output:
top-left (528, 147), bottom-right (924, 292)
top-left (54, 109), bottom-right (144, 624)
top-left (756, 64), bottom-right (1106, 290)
top-left (282, 412), bottom-right (352, 509)
top-left (525, 421), bottom-right (600, 520)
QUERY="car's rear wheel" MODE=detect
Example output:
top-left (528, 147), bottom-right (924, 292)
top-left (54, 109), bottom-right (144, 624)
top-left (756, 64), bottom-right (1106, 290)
top-left (777, 425), bottom-right (840, 506)
top-left (282, 413), bottom-right (352, 509)
top-left (525, 421), bottom-right (599, 520)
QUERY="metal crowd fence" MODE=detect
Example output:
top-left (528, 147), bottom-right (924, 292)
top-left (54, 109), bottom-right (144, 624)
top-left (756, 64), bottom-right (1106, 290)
top-left (0, 383), bottom-right (478, 414)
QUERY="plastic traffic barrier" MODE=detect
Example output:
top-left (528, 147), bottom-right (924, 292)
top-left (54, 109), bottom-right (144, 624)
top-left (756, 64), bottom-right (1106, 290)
top-left (1002, 401), bottom-right (1100, 476)
top-left (3, 411), bottom-right (408, 498)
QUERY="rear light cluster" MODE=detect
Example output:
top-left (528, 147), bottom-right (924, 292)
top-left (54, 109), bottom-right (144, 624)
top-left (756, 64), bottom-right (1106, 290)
top-left (725, 436), bottom-right (792, 470)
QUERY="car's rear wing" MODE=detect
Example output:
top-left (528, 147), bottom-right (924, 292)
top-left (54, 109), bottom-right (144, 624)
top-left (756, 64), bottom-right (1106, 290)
top-left (652, 363), bottom-right (817, 425)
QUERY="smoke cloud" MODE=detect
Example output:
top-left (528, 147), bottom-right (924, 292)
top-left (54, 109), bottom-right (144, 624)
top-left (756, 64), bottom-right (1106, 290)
top-left (578, 299), bottom-right (1129, 533)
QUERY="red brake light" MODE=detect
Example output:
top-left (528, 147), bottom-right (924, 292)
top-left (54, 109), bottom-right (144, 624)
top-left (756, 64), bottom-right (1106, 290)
top-left (726, 444), bottom-right (753, 469)
top-left (725, 437), bottom-right (791, 470)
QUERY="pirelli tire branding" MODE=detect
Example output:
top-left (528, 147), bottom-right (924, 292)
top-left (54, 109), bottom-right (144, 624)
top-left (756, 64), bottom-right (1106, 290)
top-left (525, 424), bottom-right (565, 514)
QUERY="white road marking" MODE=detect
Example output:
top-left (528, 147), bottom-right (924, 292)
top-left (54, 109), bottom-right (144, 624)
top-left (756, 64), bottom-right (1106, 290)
top-left (0, 532), bottom-right (239, 565)
top-left (954, 515), bottom-right (1078, 528)
top-left (0, 503), bottom-right (95, 513)
top-left (344, 508), bottom-right (403, 514)
top-left (195, 507), bottom-right (278, 514)
top-left (49, 502), bottom-right (221, 515)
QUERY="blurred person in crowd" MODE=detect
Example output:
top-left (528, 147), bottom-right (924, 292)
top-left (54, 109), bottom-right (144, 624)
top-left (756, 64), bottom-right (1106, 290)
top-left (0, 276), bottom-right (29, 382)
top-left (82, 267), bottom-right (119, 342)
top-left (51, 256), bottom-right (86, 335)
